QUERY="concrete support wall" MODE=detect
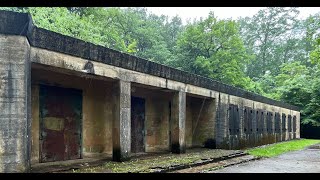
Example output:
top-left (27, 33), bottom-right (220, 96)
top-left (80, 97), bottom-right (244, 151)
top-left (215, 93), bottom-right (300, 150)
top-left (82, 83), bottom-right (113, 157)
top-left (216, 93), bottom-right (229, 149)
top-left (0, 35), bottom-right (31, 172)
top-left (145, 98), bottom-right (170, 152)
top-left (171, 91), bottom-right (186, 153)
top-left (28, 46), bottom-right (301, 161)
top-left (185, 102), bottom-right (193, 148)
top-left (112, 80), bottom-right (131, 161)
top-left (296, 113), bottom-right (301, 139)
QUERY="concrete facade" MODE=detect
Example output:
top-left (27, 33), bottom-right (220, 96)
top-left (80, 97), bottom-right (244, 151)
top-left (0, 35), bottom-right (31, 172)
top-left (0, 10), bottom-right (300, 172)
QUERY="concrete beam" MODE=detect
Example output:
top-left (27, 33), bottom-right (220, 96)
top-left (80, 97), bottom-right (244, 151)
top-left (112, 80), bottom-right (131, 161)
top-left (171, 91), bottom-right (186, 153)
top-left (0, 35), bottom-right (31, 172)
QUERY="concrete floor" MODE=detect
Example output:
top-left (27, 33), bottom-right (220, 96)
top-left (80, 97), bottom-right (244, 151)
top-left (212, 146), bottom-right (320, 173)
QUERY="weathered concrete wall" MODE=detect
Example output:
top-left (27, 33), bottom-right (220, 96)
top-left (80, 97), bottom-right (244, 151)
top-left (29, 45), bottom-right (300, 153)
top-left (112, 80), bottom-right (131, 161)
top-left (31, 67), bottom-right (114, 164)
top-left (31, 85), bottom-right (39, 164)
top-left (82, 79), bottom-right (113, 157)
top-left (131, 85), bottom-right (172, 152)
top-left (186, 100), bottom-right (193, 148)
top-left (186, 96), bottom-right (215, 148)
top-left (295, 113), bottom-right (301, 139)
top-left (215, 93), bottom-right (300, 150)
top-left (216, 93), bottom-right (229, 149)
top-left (0, 35), bottom-right (31, 172)
top-left (171, 91), bottom-right (186, 153)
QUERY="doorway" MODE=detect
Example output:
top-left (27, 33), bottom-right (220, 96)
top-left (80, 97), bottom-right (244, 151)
top-left (131, 96), bottom-right (145, 153)
top-left (39, 84), bottom-right (82, 162)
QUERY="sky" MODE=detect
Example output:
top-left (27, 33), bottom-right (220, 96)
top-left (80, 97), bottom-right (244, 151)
top-left (145, 7), bottom-right (320, 24)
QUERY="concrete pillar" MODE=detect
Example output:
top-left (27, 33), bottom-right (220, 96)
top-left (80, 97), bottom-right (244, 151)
top-left (215, 93), bottom-right (229, 149)
top-left (283, 113), bottom-right (288, 141)
top-left (214, 97), bottom-right (222, 148)
top-left (296, 112), bottom-right (301, 139)
top-left (0, 35), bottom-right (31, 172)
top-left (170, 91), bottom-right (186, 153)
top-left (112, 80), bottom-right (131, 161)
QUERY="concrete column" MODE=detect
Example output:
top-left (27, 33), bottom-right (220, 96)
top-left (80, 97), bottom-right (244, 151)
top-left (170, 91), bottom-right (186, 153)
top-left (283, 114), bottom-right (288, 141)
top-left (296, 112), bottom-right (301, 139)
top-left (215, 93), bottom-right (229, 149)
top-left (112, 80), bottom-right (131, 161)
top-left (0, 35), bottom-right (31, 172)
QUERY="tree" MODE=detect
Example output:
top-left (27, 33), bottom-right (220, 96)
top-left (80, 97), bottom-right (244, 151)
top-left (239, 7), bottom-right (300, 77)
top-left (174, 12), bottom-right (252, 89)
top-left (310, 37), bottom-right (320, 65)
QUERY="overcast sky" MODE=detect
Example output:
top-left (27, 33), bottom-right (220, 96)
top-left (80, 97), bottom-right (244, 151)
top-left (145, 7), bottom-right (320, 24)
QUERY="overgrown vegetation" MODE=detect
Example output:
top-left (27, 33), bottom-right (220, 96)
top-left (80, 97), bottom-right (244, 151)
top-left (1, 7), bottom-right (320, 133)
top-left (70, 149), bottom-right (238, 173)
top-left (247, 139), bottom-right (320, 157)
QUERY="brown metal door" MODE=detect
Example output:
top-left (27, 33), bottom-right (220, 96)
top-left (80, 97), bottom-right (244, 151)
top-left (39, 85), bottom-right (82, 162)
top-left (131, 97), bottom-right (145, 153)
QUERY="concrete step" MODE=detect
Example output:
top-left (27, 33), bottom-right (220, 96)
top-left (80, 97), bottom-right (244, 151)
top-left (172, 155), bottom-right (259, 173)
top-left (153, 151), bottom-right (249, 173)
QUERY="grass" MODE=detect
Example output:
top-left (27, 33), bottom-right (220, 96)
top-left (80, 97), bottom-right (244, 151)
top-left (246, 139), bottom-right (320, 158)
top-left (71, 149), bottom-right (238, 173)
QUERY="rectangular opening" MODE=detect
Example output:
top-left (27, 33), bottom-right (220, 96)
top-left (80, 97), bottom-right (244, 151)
top-left (244, 106), bottom-right (253, 134)
top-left (275, 112), bottom-right (281, 133)
top-left (293, 116), bottom-right (297, 133)
top-left (282, 113), bottom-right (286, 131)
top-left (186, 95), bottom-right (216, 148)
top-left (288, 115), bottom-right (292, 132)
top-left (257, 109), bottom-right (263, 133)
top-left (32, 64), bottom-right (115, 164)
top-left (131, 83), bottom-right (173, 153)
top-left (244, 107), bottom-right (248, 134)
top-left (266, 111), bottom-right (273, 133)
top-left (228, 104), bottom-right (239, 136)
top-left (248, 108), bottom-right (254, 134)
top-left (131, 96), bottom-right (146, 153)
top-left (39, 84), bottom-right (82, 163)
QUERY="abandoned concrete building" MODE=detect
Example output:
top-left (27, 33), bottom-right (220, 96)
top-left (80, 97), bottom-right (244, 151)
top-left (0, 10), bottom-right (300, 172)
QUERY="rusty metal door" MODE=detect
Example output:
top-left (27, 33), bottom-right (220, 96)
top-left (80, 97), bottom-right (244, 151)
top-left (131, 96), bottom-right (145, 153)
top-left (39, 84), bottom-right (82, 162)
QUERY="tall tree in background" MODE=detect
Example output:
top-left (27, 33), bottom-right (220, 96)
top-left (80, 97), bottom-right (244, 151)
top-left (174, 12), bottom-right (252, 88)
top-left (239, 7), bottom-right (300, 78)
